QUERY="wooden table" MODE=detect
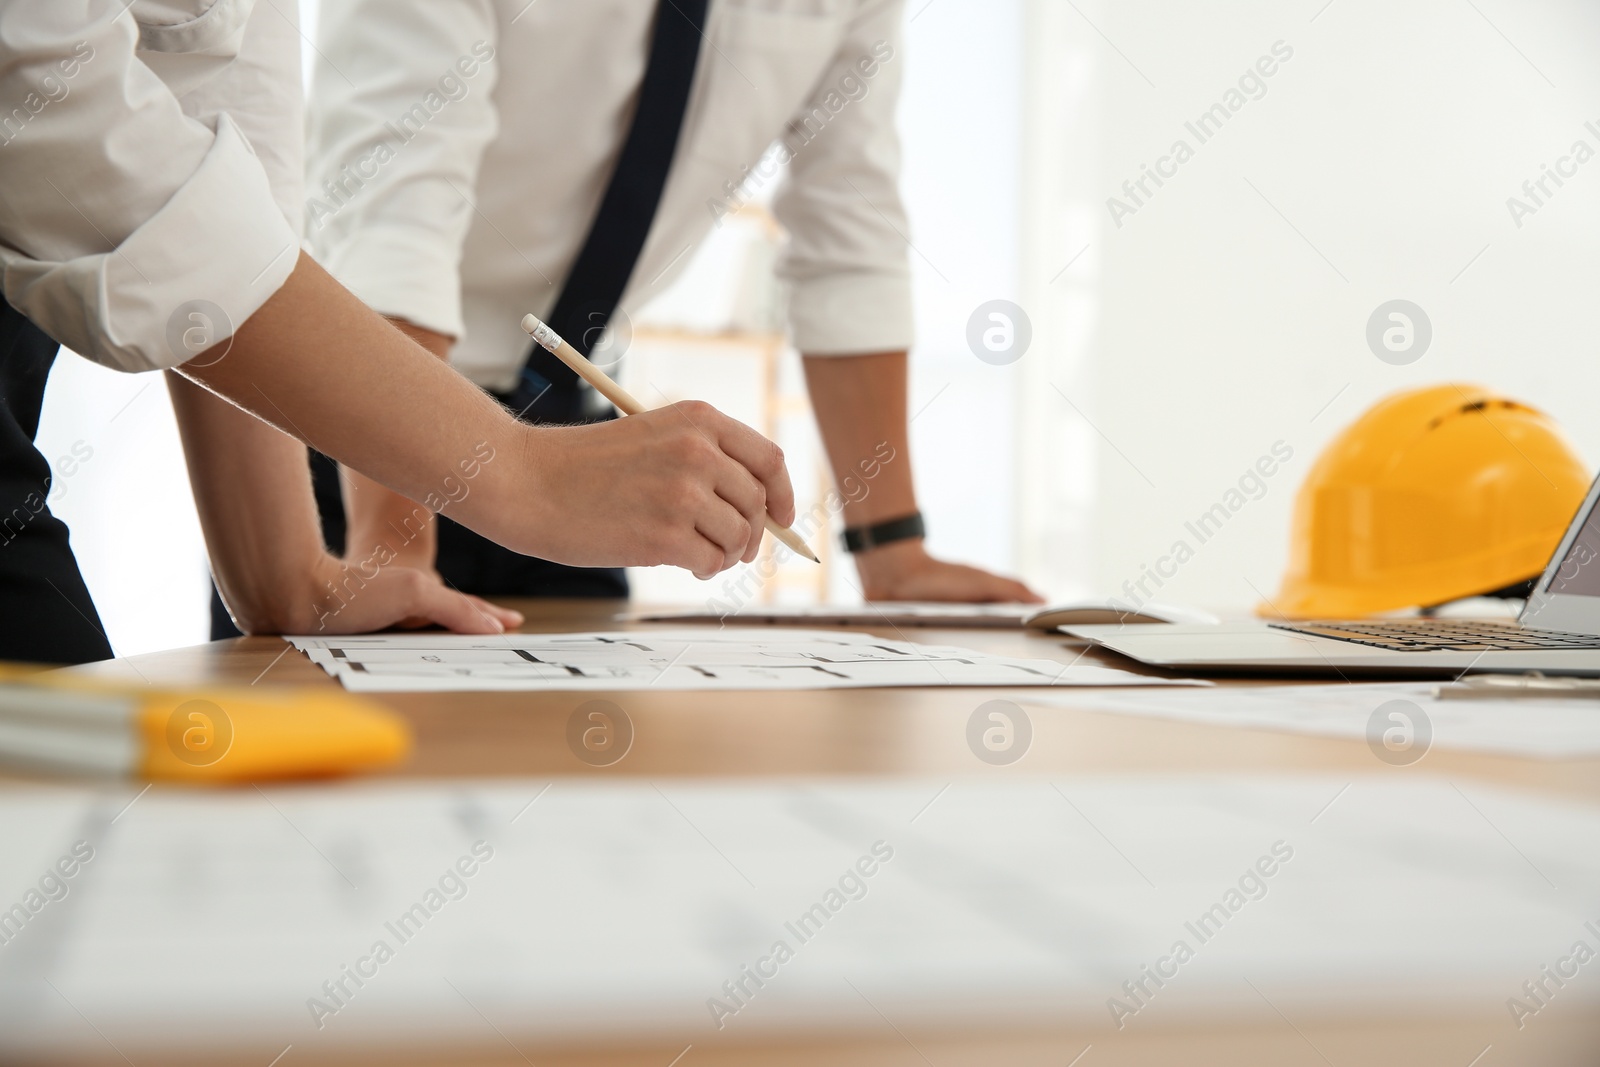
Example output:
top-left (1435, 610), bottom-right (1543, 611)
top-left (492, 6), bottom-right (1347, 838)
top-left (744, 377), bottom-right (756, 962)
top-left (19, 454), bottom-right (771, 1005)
top-left (30, 600), bottom-right (1600, 1066)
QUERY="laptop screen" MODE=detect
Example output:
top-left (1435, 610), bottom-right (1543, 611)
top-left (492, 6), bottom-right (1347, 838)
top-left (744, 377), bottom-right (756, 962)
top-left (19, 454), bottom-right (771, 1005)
top-left (1545, 494), bottom-right (1600, 596)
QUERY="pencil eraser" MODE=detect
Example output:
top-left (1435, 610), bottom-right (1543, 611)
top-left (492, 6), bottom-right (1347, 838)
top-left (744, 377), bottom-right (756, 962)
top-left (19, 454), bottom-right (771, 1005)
top-left (520, 314), bottom-right (562, 353)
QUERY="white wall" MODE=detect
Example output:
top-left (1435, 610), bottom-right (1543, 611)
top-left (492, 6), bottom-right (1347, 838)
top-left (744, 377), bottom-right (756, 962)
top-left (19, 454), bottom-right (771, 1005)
top-left (896, 0), bottom-right (1027, 581)
top-left (1020, 0), bottom-right (1600, 612)
top-left (35, 360), bottom-right (210, 657)
top-left (39, 0), bottom-right (1600, 657)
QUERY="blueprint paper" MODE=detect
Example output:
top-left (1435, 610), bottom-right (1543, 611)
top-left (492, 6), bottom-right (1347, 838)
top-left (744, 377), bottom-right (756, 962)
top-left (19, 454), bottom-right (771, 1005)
top-left (0, 775), bottom-right (1596, 1056)
top-left (287, 629), bottom-right (1203, 693)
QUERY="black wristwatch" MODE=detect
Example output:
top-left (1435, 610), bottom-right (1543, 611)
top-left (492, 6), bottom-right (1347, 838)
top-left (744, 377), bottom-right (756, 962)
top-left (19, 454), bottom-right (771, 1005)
top-left (841, 512), bottom-right (925, 554)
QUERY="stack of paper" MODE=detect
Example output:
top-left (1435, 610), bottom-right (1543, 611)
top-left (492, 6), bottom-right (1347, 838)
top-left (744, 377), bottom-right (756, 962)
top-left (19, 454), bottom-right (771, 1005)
top-left (288, 628), bottom-right (1204, 693)
top-left (1024, 682), bottom-right (1600, 758)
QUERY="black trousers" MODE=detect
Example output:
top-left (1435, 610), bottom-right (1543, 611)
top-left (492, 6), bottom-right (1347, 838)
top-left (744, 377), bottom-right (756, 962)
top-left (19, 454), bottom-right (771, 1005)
top-left (209, 378), bottom-right (627, 639)
top-left (0, 301), bottom-right (113, 665)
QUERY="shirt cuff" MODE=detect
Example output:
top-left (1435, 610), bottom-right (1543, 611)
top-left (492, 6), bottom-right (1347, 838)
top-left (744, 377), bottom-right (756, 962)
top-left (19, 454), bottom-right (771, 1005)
top-left (317, 232), bottom-right (465, 341)
top-left (5, 114), bottom-right (300, 374)
top-left (786, 271), bottom-right (914, 355)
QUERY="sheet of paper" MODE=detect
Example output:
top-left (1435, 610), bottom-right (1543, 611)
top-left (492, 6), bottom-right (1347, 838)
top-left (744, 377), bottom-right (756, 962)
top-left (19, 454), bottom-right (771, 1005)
top-left (1023, 682), bottom-right (1600, 758)
top-left (1, 775), bottom-right (1595, 1057)
top-left (287, 628), bottom-right (1202, 693)
top-left (629, 602), bottom-right (1036, 628)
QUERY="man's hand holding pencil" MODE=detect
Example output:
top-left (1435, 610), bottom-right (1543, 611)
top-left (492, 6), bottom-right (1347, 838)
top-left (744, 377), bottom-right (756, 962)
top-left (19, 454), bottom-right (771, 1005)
top-left (519, 313), bottom-right (816, 578)
top-left (514, 398), bottom-right (797, 580)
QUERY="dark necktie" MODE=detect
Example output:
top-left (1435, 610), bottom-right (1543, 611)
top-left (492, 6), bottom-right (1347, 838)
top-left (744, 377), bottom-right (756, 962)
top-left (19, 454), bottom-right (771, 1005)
top-left (515, 0), bottom-right (711, 419)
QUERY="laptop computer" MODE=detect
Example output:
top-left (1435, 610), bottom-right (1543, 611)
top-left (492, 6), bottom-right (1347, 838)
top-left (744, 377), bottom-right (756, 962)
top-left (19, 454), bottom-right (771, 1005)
top-left (1062, 473), bottom-right (1600, 677)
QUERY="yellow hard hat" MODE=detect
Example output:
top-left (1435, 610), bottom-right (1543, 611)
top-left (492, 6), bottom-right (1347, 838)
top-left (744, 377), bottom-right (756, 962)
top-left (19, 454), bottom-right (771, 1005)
top-left (1263, 383), bottom-right (1590, 619)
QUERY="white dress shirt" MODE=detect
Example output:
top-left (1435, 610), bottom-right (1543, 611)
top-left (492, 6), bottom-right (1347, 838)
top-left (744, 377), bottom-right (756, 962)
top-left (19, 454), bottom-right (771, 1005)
top-left (0, 2), bottom-right (303, 373)
top-left (305, 0), bottom-right (912, 392)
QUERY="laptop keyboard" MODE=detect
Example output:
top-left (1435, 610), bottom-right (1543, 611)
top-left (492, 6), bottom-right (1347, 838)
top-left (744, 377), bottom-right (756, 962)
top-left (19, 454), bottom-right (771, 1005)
top-left (1269, 619), bottom-right (1600, 652)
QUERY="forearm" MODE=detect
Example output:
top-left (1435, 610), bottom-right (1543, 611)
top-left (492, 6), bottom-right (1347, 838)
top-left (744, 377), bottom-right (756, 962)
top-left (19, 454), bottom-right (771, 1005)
top-left (177, 251), bottom-right (796, 583)
top-left (170, 369), bottom-right (522, 635)
top-left (802, 349), bottom-right (927, 594)
top-left (339, 318), bottom-right (454, 567)
top-left (166, 371), bottom-right (324, 631)
top-left (180, 253), bottom-right (531, 549)
top-left (801, 350), bottom-right (917, 525)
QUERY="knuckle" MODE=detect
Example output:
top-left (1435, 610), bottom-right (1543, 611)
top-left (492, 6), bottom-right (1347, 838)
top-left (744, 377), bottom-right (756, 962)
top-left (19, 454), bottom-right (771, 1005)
top-left (757, 439), bottom-right (785, 478)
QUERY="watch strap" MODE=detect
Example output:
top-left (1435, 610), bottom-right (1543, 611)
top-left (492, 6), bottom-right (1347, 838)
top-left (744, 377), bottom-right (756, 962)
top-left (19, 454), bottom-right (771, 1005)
top-left (841, 512), bottom-right (925, 554)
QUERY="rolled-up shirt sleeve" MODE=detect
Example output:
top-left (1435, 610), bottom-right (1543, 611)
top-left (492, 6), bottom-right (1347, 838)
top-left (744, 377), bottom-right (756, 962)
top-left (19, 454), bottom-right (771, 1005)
top-left (773, 0), bottom-right (913, 356)
top-left (305, 0), bottom-right (501, 341)
top-left (0, 2), bottom-right (300, 373)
